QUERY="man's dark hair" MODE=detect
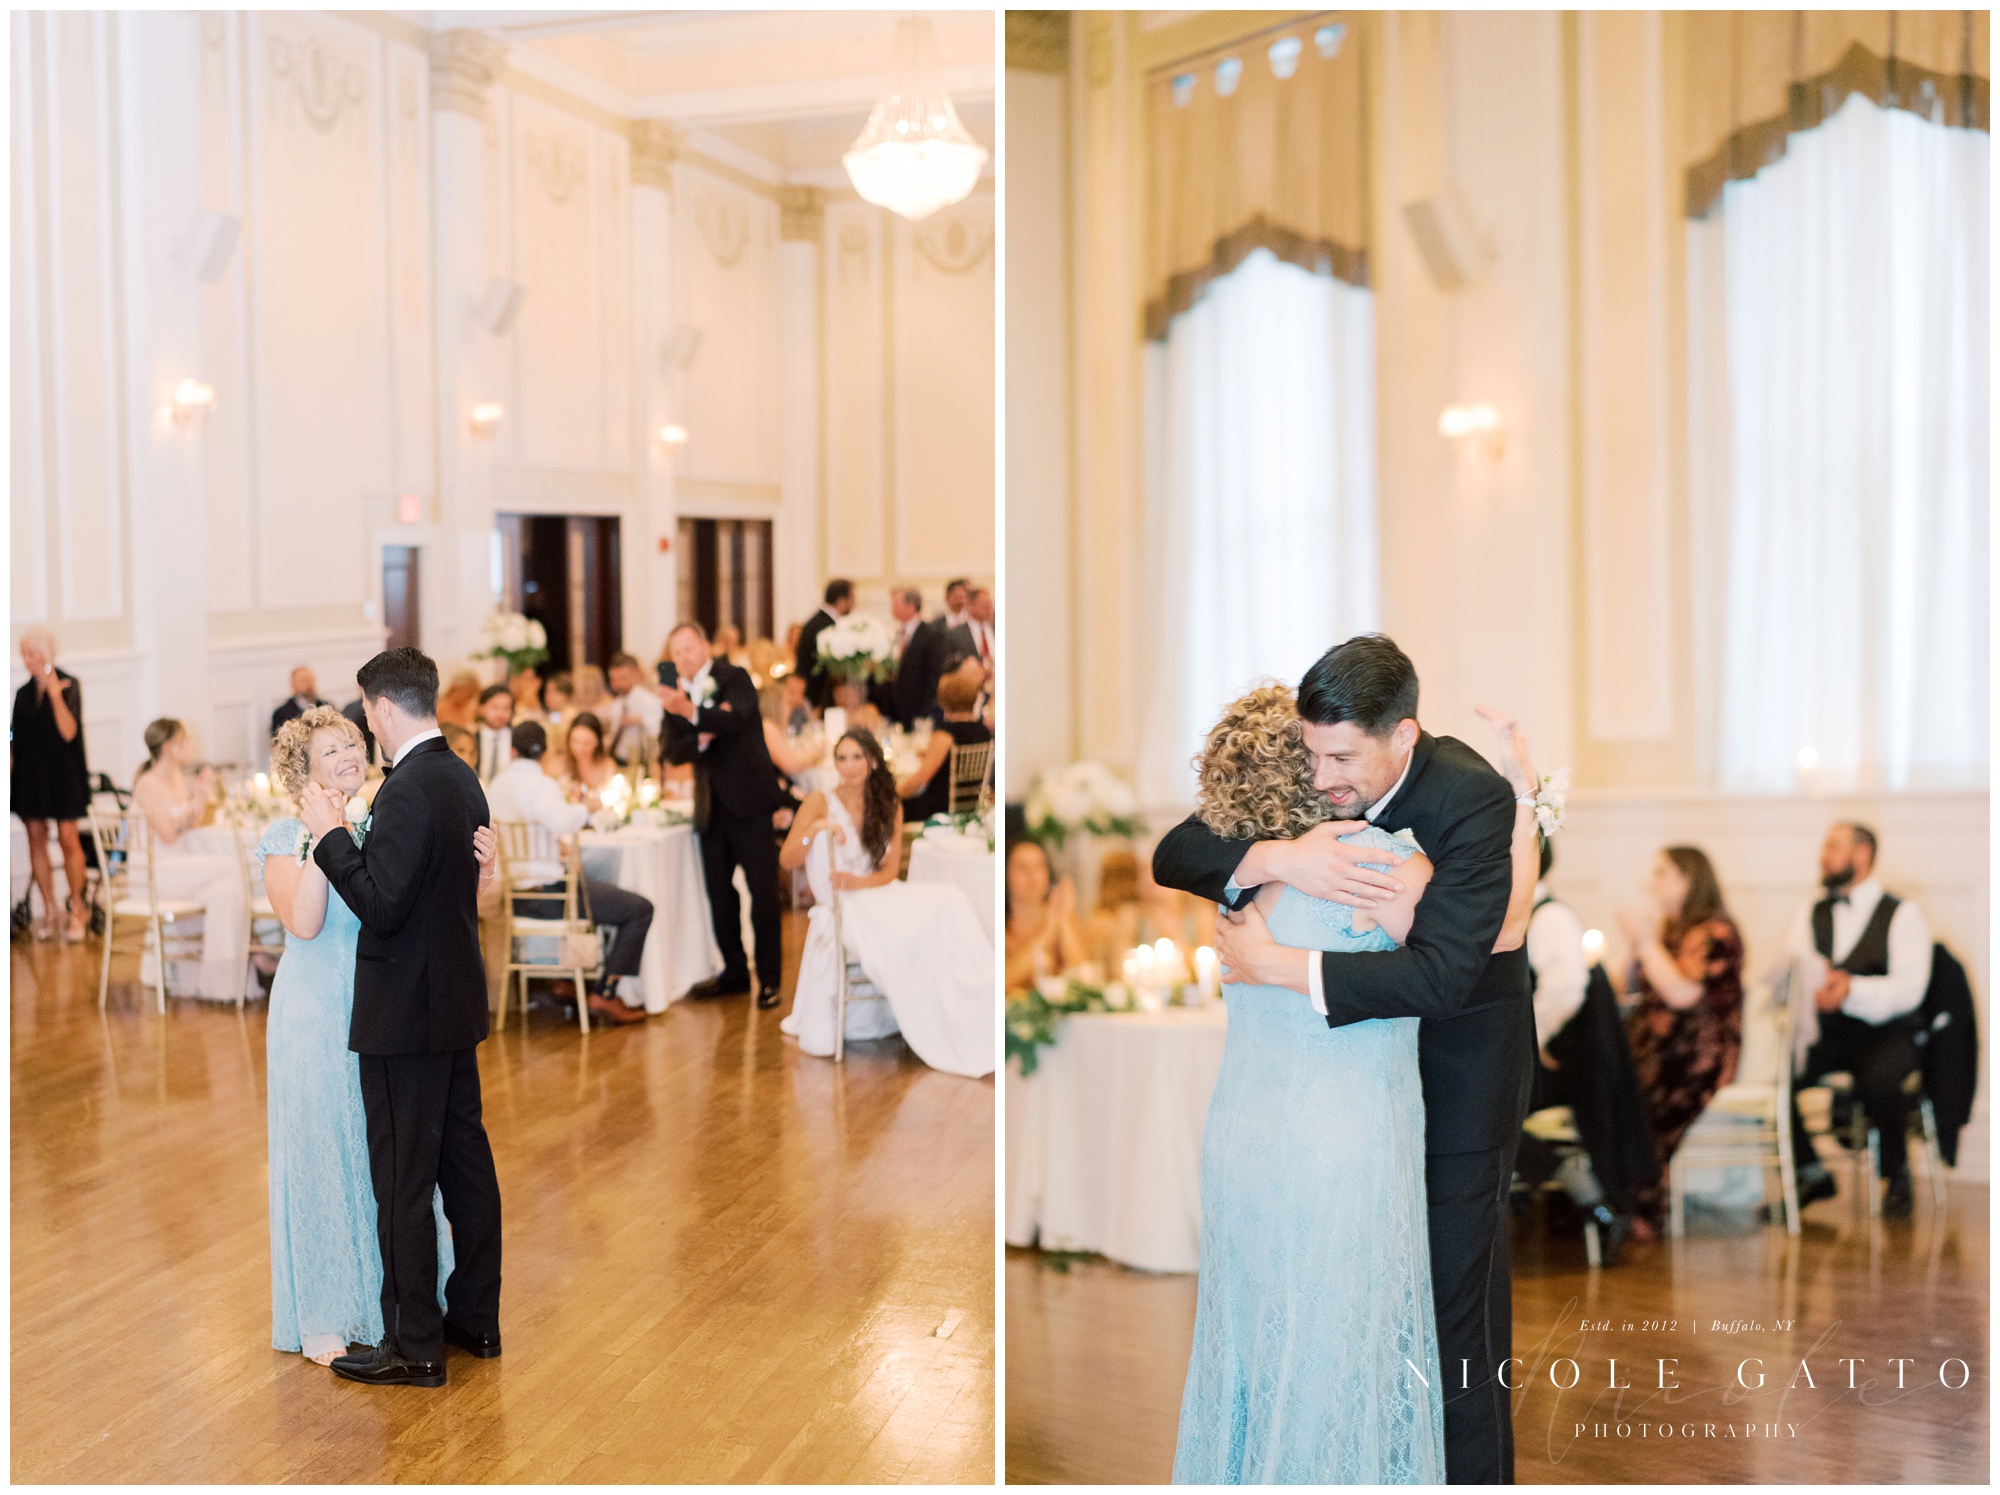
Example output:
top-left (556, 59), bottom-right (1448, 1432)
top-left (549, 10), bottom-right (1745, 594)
top-left (608, 651), bottom-right (640, 672)
top-left (357, 647), bottom-right (439, 719)
top-left (825, 579), bottom-right (853, 606)
top-left (1297, 634), bottom-right (1419, 737)
top-left (945, 577), bottom-right (969, 598)
top-left (511, 721), bottom-right (547, 760)
top-left (478, 684), bottom-right (512, 706)
top-left (896, 585), bottom-right (922, 611)
top-left (1844, 821), bottom-right (1879, 864)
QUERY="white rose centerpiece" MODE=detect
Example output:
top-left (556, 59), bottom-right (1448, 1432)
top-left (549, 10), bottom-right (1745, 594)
top-left (476, 609), bottom-right (549, 676)
top-left (1025, 760), bottom-right (1144, 848)
top-left (815, 613), bottom-right (899, 684)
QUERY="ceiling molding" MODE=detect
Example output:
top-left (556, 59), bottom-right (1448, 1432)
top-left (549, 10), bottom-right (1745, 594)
top-left (625, 63), bottom-right (995, 128)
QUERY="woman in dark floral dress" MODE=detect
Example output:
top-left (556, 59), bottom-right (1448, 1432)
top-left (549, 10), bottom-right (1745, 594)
top-left (1617, 845), bottom-right (1743, 1237)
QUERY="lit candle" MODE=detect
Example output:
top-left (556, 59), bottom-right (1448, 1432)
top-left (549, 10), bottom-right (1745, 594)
top-left (637, 779), bottom-right (659, 808)
top-left (1195, 945), bottom-right (1219, 1002)
top-left (253, 772), bottom-right (269, 794)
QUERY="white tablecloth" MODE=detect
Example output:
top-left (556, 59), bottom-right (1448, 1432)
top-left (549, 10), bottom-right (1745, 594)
top-left (1004, 1004), bottom-right (1228, 1273)
top-left (580, 822), bottom-right (721, 1013)
top-left (907, 833), bottom-right (995, 941)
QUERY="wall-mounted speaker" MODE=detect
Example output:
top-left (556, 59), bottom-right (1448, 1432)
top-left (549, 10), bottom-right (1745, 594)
top-left (176, 208), bottom-right (240, 284)
top-left (473, 279), bottom-right (526, 336)
top-left (1402, 188), bottom-right (1493, 292)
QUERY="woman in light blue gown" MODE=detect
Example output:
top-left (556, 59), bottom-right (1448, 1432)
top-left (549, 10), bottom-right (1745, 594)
top-left (258, 707), bottom-right (496, 1364)
top-left (1173, 686), bottom-right (1534, 1484)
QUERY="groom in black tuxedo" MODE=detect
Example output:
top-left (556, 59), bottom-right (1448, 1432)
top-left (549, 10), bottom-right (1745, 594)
top-left (303, 647), bottom-right (504, 1387)
top-left (1153, 634), bottom-right (1534, 1484)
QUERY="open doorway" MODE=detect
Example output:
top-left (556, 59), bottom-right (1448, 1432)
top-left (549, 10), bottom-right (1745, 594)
top-left (676, 517), bottom-right (774, 646)
top-left (495, 514), bottom-right (622, 673)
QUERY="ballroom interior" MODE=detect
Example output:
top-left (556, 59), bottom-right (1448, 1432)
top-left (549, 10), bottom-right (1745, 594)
top-left (11, 9), bottom-right (994, 1483)
top-left (1004, 9), bottom-right (1986, 1485)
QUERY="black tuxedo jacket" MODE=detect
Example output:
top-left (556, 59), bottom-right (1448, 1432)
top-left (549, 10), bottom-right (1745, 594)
top-left (795, 608), bottom-right (839, 708)
top-left (271, 694), bottom-right (330, 739)
top-left (659, 659), bottom-right (782, 827)
top-left (890, 617), bottom-right (948, 728)
top-left (1153, 730), bottom-right (1533, 1154)
top-left (314, 736), bottom-right (492, 1056)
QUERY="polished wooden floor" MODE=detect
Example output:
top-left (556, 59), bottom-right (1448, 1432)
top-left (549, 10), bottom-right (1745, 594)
top-left (1006, 1174), bottom-right (1988, 1484)
top-left (12, 912), bottom-right (994, 1483)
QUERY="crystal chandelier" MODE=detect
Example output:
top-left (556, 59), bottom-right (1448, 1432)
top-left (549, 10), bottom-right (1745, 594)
top-left (843, 16), bottom-right (988, 222)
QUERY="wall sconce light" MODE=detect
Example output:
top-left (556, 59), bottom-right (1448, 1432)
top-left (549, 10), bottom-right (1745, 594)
top-left (658, 423), bottom-right (690, 448)
top-left (1581, 928), bottom-right (1605, 959)
top-left (469, 403), bottom-right (504, 438)
top-left (166, 378), bottom-right (217, 430)
top-left (1438, 403), bottom-right (1504, 459)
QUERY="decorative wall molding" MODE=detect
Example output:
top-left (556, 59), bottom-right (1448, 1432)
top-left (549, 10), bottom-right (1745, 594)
top-left (1006, 11), bottom-right (1070, 75)
top-left (427, 28), bottom-right (504, 121)
top-left (268, 33), bottom-right (366, 134)
top-left (914, 211), bottom-right (993, 273)
top-left (628, 118), bottom-right (684, 191)
top-left (779, 185), bottom-right (823, 244)
top-left (522, 127), bottom-right (587, 205)
top-left (695, 194), bottom-right (751, 267)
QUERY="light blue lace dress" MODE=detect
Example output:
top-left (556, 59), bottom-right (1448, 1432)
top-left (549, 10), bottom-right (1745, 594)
top-left (257, 819), bottom-right (452, 1359)
top-left (1172, 824), bottom-right (1445, 1484)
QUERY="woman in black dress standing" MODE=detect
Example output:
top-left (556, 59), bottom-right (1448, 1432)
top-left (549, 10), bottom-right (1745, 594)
top-left (13, 628), bottom-right (92, 942)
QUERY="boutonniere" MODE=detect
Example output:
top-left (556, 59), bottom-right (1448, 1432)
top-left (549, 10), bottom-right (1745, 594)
top-left (303, 797), bottom-right (371, 862)
top-left (692, 676), bottom-right (718, 709)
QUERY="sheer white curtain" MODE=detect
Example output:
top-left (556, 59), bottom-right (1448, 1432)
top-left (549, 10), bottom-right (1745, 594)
top-left (1137, 249), bottom-right (1377, 806)
top-left (1694, 95), bottom-right (1988, 792)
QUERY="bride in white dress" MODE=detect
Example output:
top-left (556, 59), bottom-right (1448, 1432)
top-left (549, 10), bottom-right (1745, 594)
top-left (778, 730), bottom-right (995, 1079)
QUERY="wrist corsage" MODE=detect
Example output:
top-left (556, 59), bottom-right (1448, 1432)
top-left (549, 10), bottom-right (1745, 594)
top-left (1531, 768), bottom-right (1569, 839)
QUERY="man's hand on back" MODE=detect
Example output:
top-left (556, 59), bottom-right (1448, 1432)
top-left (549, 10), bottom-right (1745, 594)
top-left (1239, 820), bottom-right (1403, 908)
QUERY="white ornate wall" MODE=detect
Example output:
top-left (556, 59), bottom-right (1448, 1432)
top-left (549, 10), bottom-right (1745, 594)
top-left (11, 10), bottom-right (996, 779)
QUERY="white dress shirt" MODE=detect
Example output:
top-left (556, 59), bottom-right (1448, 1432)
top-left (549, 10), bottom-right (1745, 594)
top-left (1222, 745), bottom-right (1417, 1015)
top-left (476, 724), bottom-right (513, 784)
top-left (392, 726), bottom-right (443, 767)
top-left (967, 618), bottom-right (995, 663)
top-left (486, 758), bottom-right (588, 885)
top-left (1526, 884), bottom-right (1589, 1048)
top-left (1782, 875), bottom-right (1932, 1025)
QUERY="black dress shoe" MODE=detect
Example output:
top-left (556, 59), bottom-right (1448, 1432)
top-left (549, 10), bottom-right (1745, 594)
top-left (442, 1320), bottom-right (502, 1359)
top-left (330, 1341), bottom-right (445, 1388)
top-left (1881, 1167), bottom-right (1914, 1219)
top-left (756, 985), bottom-right (782, 1010)
top-left (687, 973), bottom-right (751, 1000)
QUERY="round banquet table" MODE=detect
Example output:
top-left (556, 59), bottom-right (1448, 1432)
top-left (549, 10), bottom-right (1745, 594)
top-left (1004, 1003), bottom-right (1229, 1273)
top-left (579, 821), bottom-right (722, 1013)
top-left (906, 832), bottom-right (995, 941)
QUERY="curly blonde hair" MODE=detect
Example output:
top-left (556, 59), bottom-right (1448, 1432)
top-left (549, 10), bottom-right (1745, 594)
top-left (271, 705), bottom-right (364, 799)
top-left (1194, 683), bottom-right (1335, 842)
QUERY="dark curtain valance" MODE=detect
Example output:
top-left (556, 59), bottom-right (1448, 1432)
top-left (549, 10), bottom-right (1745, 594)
top-left (1144, 13), bottom-right (1370, 340)
top-left (1684, 10), bottom-right (1990, 218)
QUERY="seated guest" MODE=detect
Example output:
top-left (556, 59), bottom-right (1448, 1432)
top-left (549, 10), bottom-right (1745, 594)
top-left (570, 664), bottom-right (610, 716)
top-left (1617, 845), bottom-right (1744, 1237)
top-left (487, 722), bottom-right (651, 1027)
top-left (474, 685), bottom-right (514, 783)
top-left (604, 652), bottom-right (663, 766)
top-left (270, 666), bottom-right (329, 739)
top-left (437, 669), bottom-right (481, 732)
top-left (542, 672), bottom-right (575, 736)
top-left (1781, 822), bottom-right (1934, 1219)
top-left (508, 664), bottom-right (545, 723)
top-left (898, 671), bottom-right (992, 821)
top-left (441, 722), bottom-right (479, 773)
top-left (561, 712), bottom-right (619, 798)
top-left (780, 672), bottom-right (814, 735)
top-left (1004, 838), bottom-right (1086, 992)
top-left (128, 718), bottom-right (250, 1000)
top-left (1514, 839), bottom-right (1658, 1262)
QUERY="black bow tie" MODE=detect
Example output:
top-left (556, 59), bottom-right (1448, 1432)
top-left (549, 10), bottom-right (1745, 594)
top-left (1830, 892), bottom-right (1850, 906)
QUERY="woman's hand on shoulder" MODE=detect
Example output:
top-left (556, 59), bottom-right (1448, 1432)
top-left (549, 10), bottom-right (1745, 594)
top-left (1472, 705), bottom-right (1536, 797)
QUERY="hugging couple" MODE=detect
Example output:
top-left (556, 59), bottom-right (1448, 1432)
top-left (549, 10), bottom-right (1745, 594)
top-left (1156, 633), bottom-right (1550, 1484)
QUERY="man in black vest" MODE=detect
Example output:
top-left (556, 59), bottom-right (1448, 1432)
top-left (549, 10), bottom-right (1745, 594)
top-left (1783, 821), bottom-right (1934, 1218)
top-left (659, 621), bottom-right (785, 1008)
top-left (1152, 635), bottom-right (1535, 1485)
top-left (302, 647), bottom-right (504, 1386)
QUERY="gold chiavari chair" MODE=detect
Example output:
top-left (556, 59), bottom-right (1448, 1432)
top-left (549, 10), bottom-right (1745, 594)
top-left (494, 819), bottom-right (602, 1034)
top-left (945, 739), bottom-right (993, 815)
top-left (88, 804), bottom-right (206, 1014)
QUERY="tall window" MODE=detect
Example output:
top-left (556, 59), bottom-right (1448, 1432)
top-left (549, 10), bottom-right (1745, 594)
top-left (1693, 94), bottom-right (1988, 792)
top-left (1136, 249), bottom-right (1377, 806)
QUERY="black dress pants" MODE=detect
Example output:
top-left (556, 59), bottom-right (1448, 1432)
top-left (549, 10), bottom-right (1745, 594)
top-left (358, 1046), bottom-right (503, 1362)
top-left (699, 807), bottom-right (783, 989)
top-left (1428, 1142), bottom-right (1520, 1485)
top-left (1789, 1009), bottom-right (1922, 1179)
top-left (521, 878), bottom-right (654, 982)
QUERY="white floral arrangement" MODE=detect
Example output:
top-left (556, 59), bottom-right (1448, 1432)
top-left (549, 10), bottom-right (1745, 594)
top-left (1025, 760), bottom-right (1144, 849)
top-left (1534, 767), bottom-right (1570, 839)
top-left (815, 613), bottom-right (899, 683)
top-left (475, 610), bottom-right (549, 674)
top-left (296, 796), bottom-right (373, 863)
